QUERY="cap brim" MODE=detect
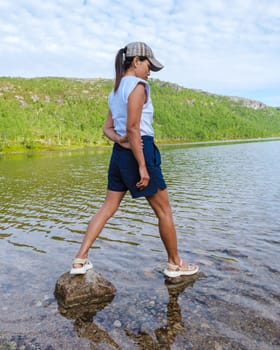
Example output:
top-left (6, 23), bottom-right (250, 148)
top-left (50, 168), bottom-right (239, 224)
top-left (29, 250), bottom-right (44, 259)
top-left (148, 57), bottom-right (164, 72)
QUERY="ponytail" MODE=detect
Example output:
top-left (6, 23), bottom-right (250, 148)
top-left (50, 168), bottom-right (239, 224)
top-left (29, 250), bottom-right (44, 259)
top-left (114, 48), bottom-right (125, 92)
top-left (114, 47), bottom-right (134, 92)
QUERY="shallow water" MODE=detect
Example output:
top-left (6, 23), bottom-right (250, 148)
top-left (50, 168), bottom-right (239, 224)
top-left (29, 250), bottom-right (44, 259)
top-left (0, 140), bottom-right (280, 350)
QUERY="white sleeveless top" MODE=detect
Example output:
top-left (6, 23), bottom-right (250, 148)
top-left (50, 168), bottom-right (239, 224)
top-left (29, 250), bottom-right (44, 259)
top-left (108, 76), bottom-right (154, 137)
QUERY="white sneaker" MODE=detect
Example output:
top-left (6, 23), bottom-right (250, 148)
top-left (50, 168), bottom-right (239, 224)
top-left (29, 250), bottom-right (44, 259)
top-left (163, 260), bottom-right (199, 278)
top-left (70, 258), bottom-right (93, 275)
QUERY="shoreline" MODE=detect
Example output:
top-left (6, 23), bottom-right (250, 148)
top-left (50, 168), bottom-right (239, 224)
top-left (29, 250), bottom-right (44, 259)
top-left (1, 137), bottom-right (280, 157)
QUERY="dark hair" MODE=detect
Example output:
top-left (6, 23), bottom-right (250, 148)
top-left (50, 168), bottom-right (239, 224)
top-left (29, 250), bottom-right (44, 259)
top-left (114, 47), bottom-right (148, 92)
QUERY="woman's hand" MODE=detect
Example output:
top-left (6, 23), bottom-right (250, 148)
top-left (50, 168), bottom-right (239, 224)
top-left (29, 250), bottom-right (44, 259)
top-left (117, 135), bottom-right (130, 149)
top-left (118, 135), bottom-right (144, 149)
top-left (136, 165), bottom-right (150, 190)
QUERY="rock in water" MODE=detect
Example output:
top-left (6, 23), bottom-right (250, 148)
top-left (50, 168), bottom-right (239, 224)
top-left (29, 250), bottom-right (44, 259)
top-left (55, 270), bottom-right (117, 345)
top-left (54, 269), bottom-right (116, 309)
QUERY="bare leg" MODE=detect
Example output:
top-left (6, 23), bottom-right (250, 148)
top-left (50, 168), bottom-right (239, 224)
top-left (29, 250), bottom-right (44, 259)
top-left (73, 190), bottom-right (126, 265)
top-left (146, 189), bottom-right (181, 265)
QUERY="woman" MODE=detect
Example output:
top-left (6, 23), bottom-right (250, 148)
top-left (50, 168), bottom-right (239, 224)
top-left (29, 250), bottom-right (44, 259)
top-left (70, 42), bottom-right (199, 278)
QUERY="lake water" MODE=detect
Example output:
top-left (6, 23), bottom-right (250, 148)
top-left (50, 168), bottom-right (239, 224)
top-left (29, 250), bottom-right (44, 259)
top-left (0, 140), bottom-right (279, 350)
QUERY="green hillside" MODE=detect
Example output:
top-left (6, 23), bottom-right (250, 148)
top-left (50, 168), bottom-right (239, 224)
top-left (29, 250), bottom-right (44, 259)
top-left (0, 77), bottom-right (280, 152)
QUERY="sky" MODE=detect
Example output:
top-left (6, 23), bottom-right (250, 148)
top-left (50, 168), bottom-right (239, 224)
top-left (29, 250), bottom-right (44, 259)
top-left (0, 0), bottom-right (279, 106)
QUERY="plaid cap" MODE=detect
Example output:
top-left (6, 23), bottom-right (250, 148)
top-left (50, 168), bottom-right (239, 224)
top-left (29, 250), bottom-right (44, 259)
top-left (125, 42), bottom-right (164, 72)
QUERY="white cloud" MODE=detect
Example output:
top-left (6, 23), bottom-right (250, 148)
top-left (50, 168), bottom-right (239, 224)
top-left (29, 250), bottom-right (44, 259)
top-left (0, 0), bottom-right (279, 106)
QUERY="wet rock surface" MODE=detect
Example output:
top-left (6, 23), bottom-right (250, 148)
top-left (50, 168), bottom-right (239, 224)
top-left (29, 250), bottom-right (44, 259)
top-left (54, 269), bottom-right (116, 308)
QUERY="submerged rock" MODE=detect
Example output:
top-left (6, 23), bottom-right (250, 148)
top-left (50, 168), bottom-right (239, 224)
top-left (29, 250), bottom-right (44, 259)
top-left (54, 269), bottom-right (116, 309)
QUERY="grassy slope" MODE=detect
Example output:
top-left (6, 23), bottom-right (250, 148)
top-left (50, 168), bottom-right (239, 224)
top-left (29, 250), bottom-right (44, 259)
top-left (1, 77), bottom-right (280, 152)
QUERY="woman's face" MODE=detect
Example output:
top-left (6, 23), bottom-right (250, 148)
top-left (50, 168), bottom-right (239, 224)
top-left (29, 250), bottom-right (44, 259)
top-left (135, 58), bottom-right (151, 80)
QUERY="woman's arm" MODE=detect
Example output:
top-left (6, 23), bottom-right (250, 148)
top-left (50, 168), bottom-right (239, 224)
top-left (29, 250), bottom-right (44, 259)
top-left (126, 83), bottom-right (150, 190)
top-left (103, 110), bottom-right (129, 147)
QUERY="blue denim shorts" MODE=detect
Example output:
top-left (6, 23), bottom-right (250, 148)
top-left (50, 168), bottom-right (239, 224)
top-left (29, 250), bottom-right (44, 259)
top-left (108, 136), bottom-right (167, 198)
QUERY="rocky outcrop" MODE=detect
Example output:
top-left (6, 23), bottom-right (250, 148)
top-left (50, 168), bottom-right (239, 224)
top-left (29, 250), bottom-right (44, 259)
top-left (228, 96), bottom-right (267, 110)
top-left (193, 89), bottom-right (268, 110)
top-left (54, 269), bottom-right (116, 309)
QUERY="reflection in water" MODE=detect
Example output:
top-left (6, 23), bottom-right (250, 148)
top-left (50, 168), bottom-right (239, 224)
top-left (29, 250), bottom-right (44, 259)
top-left (126, 277), bottom-right (196, 350)
top-left (57, 296), bottom-right (121, 349)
